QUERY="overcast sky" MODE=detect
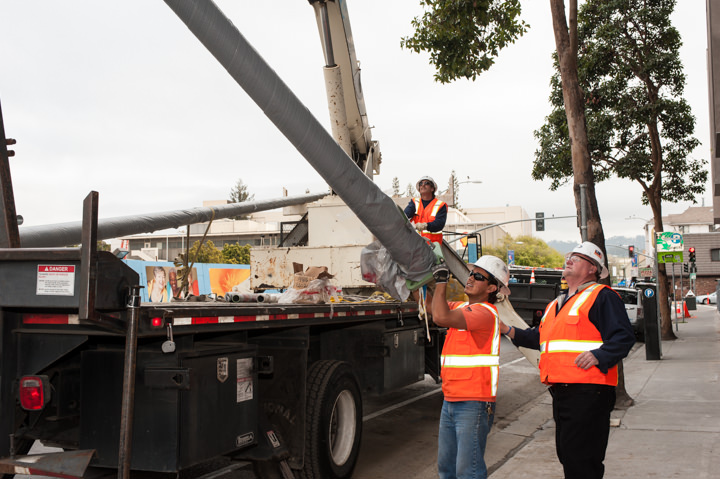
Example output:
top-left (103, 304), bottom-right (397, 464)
top-left (0, 0), bottom-right (712, 244)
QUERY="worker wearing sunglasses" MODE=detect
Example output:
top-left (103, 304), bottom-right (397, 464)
top-left (431, 255), bottom-right (510, 479)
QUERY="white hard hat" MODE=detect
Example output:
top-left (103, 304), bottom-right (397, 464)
top-left (473, 255), bottom-right (511, 295)
top-left (566, 241), bottom-right (609, 279)
top-left (416, 176), bottom-right (438, 192)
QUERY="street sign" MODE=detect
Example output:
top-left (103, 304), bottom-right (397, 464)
top-left (656, 232), bottom-right (684, 263)
top-left (690, 272), bottom-right (697, 279)
top-left (657, 251), bottom-right (683, 263)
top-left (656, 232), bottom-right (683, 252)
top-left (507, 250), bottom-right (515, 265)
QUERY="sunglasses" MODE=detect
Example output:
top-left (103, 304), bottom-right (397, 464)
top-left (418, 181), bottom-right (433, 186)
top-left (565, 254), bottom-right (594, 267)
top-left (468, 271), bottom-right (491, 282)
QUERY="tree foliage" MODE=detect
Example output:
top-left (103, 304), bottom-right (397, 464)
top-left (392, 177), bottom-right (401, 196)
top-left (221, 243), bottom-right (252, 265)
top-left (229, 178), bottom-right (255, 203)
top-left (533, 0), bottom-right (705, 204)
top-left (188, 240), bottom-right (223, 264)
top-left (229, 178), bottom-right (255, 220)
top-left (401, 0), bottom-right (528, 83)
top-left (483, 235), bottom-right (565, 269)
top-left (406, 183), bottom-right (415, 197)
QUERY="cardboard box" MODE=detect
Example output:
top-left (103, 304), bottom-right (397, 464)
top-left (292, 263), bottom-right (334, 290)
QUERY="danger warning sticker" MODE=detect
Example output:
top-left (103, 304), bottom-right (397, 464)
top-left (37, 265), bottom-right (76, 296)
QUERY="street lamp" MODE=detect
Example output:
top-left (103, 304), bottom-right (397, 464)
top-left (444, 177), bottom-right (482, 207)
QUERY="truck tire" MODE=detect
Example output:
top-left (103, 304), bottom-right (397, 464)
top-left (300, 361), bottom-right (362, 479)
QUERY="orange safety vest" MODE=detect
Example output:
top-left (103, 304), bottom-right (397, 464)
top-left (412, 197), bottom-right (445, 244)
top-left (538, 283), bottom-right (618, 386)
top-left (440, 302), bottom-right (500, 401)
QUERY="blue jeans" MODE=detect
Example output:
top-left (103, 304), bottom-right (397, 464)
top-left (438, 400), bottom-right (495, 479)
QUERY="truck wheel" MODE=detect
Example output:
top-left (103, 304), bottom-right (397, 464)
top-left (300, 361), bottom-right (362, 479)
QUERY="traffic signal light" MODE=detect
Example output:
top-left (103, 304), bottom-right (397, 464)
top-left (688, 247), bottom-right (696, 263)
top-left (683, 263), bottom-right (689, 273)
top-left (535, 212), bottom-right (545, 232)
top-left (628, 245), bottom-right (635, 258)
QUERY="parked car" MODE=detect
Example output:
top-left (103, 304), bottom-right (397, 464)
top-left (614, 286), bottom-right (645, 341)
top-left (696, 291), bottom-right (717, 304)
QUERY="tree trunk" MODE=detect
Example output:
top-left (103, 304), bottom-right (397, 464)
top-left (548, 0), bottom-right (632, 405)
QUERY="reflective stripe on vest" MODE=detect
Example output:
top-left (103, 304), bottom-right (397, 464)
top-left (567, 284), bottom-right (599, 316)
top-left (540, 340), bottom-right (603, 353)
top-left (442, 355), bottom-right (501, 367)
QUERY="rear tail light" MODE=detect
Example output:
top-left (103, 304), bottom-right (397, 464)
top-left (19, 376), bottom-right (50, 411)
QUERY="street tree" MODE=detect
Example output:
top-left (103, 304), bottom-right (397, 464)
top-left (189, 240), bottom-right (223, 264)
top-left (533, 0), bottom-right (705, 340)
top-left (229, 178), bottom-right (255, 220)
top-left (222, 243), bottom-right (252, 265)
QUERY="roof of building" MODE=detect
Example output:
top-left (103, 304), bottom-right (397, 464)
top-left (663, 206), bottom-right (714, 226)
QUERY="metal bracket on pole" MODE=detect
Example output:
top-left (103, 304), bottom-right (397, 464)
top-left (579, 184), bottom-right (588, 242)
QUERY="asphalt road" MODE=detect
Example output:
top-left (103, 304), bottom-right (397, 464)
top-left (194, 335), bottom-right (547, 479)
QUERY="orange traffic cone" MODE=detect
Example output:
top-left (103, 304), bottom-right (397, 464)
top-left (530, 269), bottom-right (536, 284)
top-left (683, 301), bottom-right (690, 318)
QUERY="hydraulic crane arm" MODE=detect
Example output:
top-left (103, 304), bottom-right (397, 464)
top-left (308, 0), bottom-right (381, 179)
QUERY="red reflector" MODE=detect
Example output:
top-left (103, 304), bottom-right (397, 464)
top-left (23, 314), bottom-right (69, 324)
top-left (151, 317), bottom-right (163, 327)
top-left (19, 376), bottom-right (46, 411)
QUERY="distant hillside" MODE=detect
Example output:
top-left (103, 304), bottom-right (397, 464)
top-left (548, 235), bottom-right (645, 256)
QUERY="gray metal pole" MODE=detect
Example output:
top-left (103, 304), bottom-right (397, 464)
top-left (19, 192), bottom-right (327, 248)
top-left (579, 184), bottom-right (588, 242)
top-left (117, 285), bottom-right (142, 479)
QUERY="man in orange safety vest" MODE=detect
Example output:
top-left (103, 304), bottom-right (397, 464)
top-left (404, 175), bottom-right (447, 244)
top-left (499, 241), bottom-right (635, 479)
top-left (431, 255), bottom-right (511, 479)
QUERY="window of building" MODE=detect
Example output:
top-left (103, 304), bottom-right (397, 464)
top-left (711, 249), bottom-right (720, 262)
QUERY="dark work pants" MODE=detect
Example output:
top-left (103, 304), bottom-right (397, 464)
top-left (549, 383), bottom-right (616, 479)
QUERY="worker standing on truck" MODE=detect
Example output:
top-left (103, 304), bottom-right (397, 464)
top-left (431, 255), bottom-right (511, 479)
top-left (404, 175), bottom-right (447, 244)
top-left (498, 241), bottom-right (634, 479)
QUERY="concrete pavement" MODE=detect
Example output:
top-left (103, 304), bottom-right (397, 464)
top-left (489, 304), bottom-right (720, 478)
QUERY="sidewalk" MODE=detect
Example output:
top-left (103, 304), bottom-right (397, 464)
top-left (489, 305), bottom-right (720, 478)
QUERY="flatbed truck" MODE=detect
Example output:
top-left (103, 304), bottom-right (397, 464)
top-left (0, 221), bottom-right (442, 479)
